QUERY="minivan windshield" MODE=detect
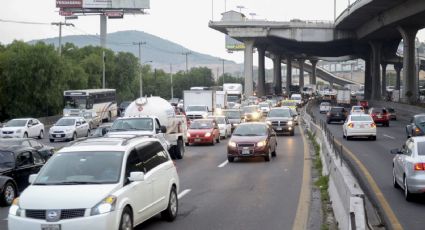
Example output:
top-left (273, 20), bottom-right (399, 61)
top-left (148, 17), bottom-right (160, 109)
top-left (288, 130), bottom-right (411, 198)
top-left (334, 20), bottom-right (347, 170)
top-left (111, 118), bottom-right (153, 131)
top-left (34, 151), bottom-right (124, 185)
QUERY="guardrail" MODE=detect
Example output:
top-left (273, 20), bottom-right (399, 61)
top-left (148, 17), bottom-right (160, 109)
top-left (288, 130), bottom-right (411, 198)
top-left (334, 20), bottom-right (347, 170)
top-left (302, 101), bottom-right (367, 230)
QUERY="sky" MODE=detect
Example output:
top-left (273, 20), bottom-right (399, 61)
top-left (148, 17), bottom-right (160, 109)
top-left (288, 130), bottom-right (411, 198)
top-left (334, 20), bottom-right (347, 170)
top-left (1, 0), bottom-right (425, 66)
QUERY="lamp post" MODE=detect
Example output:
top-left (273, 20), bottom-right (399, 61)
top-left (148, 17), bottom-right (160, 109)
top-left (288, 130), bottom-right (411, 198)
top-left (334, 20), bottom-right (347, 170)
top-left (236, 5), bottom-right (245, 13)
top-left (140, 61), bottom-right (152, 97)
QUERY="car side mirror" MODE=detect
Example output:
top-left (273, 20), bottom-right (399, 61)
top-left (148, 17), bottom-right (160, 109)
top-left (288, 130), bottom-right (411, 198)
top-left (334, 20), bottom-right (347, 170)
top-left (160, 125), bottom-right (167, 133)
top-left (76, 122), bottom-right (81, 126)
top-left (129, 171), bottom-right (145, 182)
top-left (28, 174), bottom-right (38, 184)
top-left (390, 148), bottom-right (402, 155)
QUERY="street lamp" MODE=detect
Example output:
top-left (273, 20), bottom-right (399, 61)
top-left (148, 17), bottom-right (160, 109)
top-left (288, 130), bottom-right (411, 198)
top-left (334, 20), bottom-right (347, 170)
top-left (236, 5), bottom-right (245, 13)
top-left (140, 60), bottom-right (152, 97)
top-left (249, 12), bottom-right (256, 20)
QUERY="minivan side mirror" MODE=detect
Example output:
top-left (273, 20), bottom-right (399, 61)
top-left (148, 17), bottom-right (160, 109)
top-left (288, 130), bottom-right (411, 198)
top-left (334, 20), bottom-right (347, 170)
top-left (28, 174), bottom-right (38, 184)
top-left (129, 171), bottom-right (145, 182)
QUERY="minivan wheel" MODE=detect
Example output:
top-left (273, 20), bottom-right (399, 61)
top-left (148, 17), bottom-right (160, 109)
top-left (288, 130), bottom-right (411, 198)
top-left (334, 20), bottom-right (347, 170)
top-left (119, 207), bottom-right (133, 230)
top-left (161, 187), bottom-right (178, 222)
top-left (0, 182), bottom-right (16, 207)
top-left (23, 132), bottom-right (28, 138)
top-left (265, 148), bottom-right (271, 162)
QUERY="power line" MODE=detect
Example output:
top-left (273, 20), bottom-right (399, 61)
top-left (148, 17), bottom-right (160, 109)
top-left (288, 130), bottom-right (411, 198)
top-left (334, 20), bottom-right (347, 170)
top-left (0, 18), bottom-right (50, 25)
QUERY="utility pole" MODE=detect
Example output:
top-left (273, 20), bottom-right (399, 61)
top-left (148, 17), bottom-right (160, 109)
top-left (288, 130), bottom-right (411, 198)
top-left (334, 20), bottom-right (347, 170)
top-left (102, 51), bottom-right (106, 88)
top-left (221, 59), bottom-right (225, 85)
top-left (182, 52), bottom-right (192, 74)
top-left (51, 22), bottom-right (74, 56)
top-left (170, 64), bottom-right (174, 99)
top-left (133, 41), bottom-right (146, 97)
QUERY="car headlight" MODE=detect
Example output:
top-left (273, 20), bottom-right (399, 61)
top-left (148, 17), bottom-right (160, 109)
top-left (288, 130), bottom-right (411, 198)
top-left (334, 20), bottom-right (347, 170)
top-left (257, 140), bottom-right (267, 147)
top-left (16, 129), bottom-right (22, 134)
top-left (288, 121), bottom-right (293, 126)
top-left (205, 132), bottom-right (211, 137)
top-left (252, 113), bottom-right (259, 118)
top-left (9, 198), bottom-right (22, 216)
top-left (266, 121), bottom-right (272, 125)
top-left (91, 195), bottom-right (117, 216)
top-left (228, 141), bottom-right (237, 148)
top-left (202, 114), bottom-right (208, 118)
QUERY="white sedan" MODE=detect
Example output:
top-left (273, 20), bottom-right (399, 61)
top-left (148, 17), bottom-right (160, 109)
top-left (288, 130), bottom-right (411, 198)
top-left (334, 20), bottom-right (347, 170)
top-left (49, 117), bottom-right (90, 142)
top-left (319, 102), bottom-right (331, 113)
top-left (0, 118), bottom-right (44, 139)
top-left (210, 115), bottom-right (232, 139)
top-left (391, 137), bottom-right (425, 201)
top-left (342, 114), bottom-right (376, 140)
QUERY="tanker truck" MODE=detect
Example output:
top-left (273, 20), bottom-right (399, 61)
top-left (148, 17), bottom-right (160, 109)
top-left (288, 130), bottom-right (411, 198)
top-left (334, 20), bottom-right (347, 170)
top-left (107, 96), bottom-right (187, 159)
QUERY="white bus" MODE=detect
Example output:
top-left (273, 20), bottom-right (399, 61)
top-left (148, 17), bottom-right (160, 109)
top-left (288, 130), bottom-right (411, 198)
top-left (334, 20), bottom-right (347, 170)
top-left (63, 89), bottom-right (118, 121)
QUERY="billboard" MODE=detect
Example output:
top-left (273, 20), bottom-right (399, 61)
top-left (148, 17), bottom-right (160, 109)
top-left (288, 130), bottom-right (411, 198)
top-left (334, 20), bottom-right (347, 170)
top-left (83, 0), bottom-right (150, 9)
top-left (56, 0), bottom-right (83, 8)
top-left (225, 35), bottom-right (245, 51)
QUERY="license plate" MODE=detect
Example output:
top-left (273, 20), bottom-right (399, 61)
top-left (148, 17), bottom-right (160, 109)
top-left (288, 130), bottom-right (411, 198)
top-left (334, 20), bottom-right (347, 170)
top-left (195, 138), bottom-right (201, 142)
top-left (41, 224), bottom-right (61, 230)
top-left (242, 148), bottom-right (250, 155)
top-left (55, 135), bottom-right (61, 137)
top-left (276, 127), bottom-right (283, 131)
top-left (377, 115), bottom-right (382, 118)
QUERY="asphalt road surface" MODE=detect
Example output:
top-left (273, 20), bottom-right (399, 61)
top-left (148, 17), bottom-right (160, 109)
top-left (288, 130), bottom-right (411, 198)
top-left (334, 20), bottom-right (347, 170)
top-left (311, 105), bottom-right (425, 230)
top-left (0, 126), bottom-right (307, 230)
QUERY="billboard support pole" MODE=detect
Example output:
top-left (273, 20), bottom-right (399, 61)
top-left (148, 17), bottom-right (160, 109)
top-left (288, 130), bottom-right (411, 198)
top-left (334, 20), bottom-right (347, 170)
top-left (100, 15), bottom-right (107, 48)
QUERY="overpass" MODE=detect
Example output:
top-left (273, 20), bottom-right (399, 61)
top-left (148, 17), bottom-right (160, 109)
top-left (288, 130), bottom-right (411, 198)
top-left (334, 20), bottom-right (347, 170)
top-left (209, 0), bottom-right (425, 103)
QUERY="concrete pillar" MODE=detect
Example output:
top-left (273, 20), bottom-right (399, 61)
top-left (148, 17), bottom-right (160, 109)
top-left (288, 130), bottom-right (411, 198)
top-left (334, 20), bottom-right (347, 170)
top-left (273, 55), bottom-right (282, 95)
top-left (394, 63), bottom-right (402, 90)
top-left (364, 52), bottom-right (372, 100)
top-left (243, 40), bottom-right (254, 96)
top-left (298, 59), bottom-right (305, 90)
top-left (310, 60), bottom-right (318, 85)
top-left (257, 46), bottom-right (266, 97)
top-left (370, 41), bottom-right (381, 100)
top-left (398, 26), bottom-right (418, 103)
top-left (286, 56), bottom-right (292, 96)
top-left (100, 15), bottom-right (107, 48)
top-left (381, 63), bottom-right (387, 98)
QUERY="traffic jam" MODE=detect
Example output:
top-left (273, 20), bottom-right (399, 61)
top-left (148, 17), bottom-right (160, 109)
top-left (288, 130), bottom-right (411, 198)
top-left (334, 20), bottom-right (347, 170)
top-left (1, 84), bottom-right (425, 229)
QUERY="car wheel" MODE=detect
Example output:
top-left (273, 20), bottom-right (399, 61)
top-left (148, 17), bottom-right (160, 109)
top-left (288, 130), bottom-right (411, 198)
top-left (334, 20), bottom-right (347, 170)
top-left (108, 111), bottom-right (112, 122)
top-left (119, 207), bottom-right (133, 230)
top-left (175, 139), bottom-right (184, 159)
top-left (228, 156), bottom-right (234, 162)
top-left (404, 176), bottom-right (413, 201)
top-left (326, 120), bottom-right (331, 124)
top-left (265, 148), bottom-right (271, 162)
top-left (72, 132), bottom-right (77, 141)
top-left (393, 167), bottom-right (400, 189)
top-left (290, 130), bottom-right (295, 136)
top-left (23, 132), bottom-right (28, 138)
top-left (346, 135), bottom-right (351, 140)
top-left (372, 136), bottom-right (377, 141)
top-left (272, 144), bottom-right (277, 157)
top-left (161, 187), bottom-right (178, 222)
top-left (216, 136), bottom-right (220, 143)
top-left (185, 142), bottom-right (189, 146)
top-left (0, 182), bottom-right (17, 207)
top-left (49, 139), bottom-right (54, 143)
top-left (86, 130), bottom-right (90, 137)
top-left (38, 130), bottom-right (44, 139)
top-left (343, 132), bottom-right (346, 139)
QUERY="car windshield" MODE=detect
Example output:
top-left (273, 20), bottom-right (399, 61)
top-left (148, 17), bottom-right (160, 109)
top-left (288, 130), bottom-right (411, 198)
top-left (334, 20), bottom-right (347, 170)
top-left (268, 109), bottom-right (291, 117)
top-left (212, 117), bottom-right (226, 124)
top-left (186, 106), bottom-right (207, 112)
top-left (190, 120), bottom-right (213, 129)
top-left (34, 151), bottom-right (124, 185)
top-left (291, 96), bottom-right (301, 100)
top-left (351, 116), bottom-right (373, 122)
top-left (282, 102), bottom-right (297, 106)
top-left (331, 108), bottom-right (344, 112)
top-left (320, 103), bottom-right (330, 106)
top-left (111, 118), bottom-right (153, 131)
top-left (0, 151), bottom-right (15, 168)
top-left (352, 106), bottom-right (363, 110)
top-left (243, 106), bottom-right (257, 113)
top-left (56, 118), bottom-right (76, 126)
top-left (223, 111), bottom-right (241, 119)
top-left (5, 119), bottom-right (27, 127)
top-left (418, 142), bottom-right (425, 156)
top-left (233, 124), bottom-right (267, 136)
top-left (259, 103), bottom-right (269, 108)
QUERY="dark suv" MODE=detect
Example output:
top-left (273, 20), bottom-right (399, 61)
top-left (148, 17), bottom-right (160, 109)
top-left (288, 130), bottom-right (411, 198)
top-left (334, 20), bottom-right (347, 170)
top-left (326, 107), bottom-right (347, 124)
top-left (266, 108), bottom-right (295, 136)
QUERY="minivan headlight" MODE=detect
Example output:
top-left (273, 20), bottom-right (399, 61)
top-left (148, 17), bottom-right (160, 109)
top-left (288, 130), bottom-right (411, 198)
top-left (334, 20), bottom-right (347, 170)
top-left (90, 195), bottom-right (117, 216)
top-left (9, 198), bottom-right (22, 216)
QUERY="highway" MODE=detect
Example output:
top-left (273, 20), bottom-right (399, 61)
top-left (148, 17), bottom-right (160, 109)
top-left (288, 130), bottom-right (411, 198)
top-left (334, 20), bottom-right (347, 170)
top-left (0, 126), bottom-right (308, 230)
top-left (310, 102), bottom-right (425, 230)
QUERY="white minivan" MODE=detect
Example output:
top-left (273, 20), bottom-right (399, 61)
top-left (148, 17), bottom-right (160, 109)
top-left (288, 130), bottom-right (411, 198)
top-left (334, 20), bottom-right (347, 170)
top-left (8, 136), bottom-right (179, 230)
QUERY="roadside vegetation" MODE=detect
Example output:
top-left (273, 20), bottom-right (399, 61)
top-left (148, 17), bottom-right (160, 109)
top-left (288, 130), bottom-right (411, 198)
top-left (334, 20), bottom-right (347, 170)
top-left (0, 41), bottom-right (243, 121)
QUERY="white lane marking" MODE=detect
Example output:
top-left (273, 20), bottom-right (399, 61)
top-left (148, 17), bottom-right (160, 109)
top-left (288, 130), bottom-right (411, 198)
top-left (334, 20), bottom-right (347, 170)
top-left (383, 134), bottom-right (395, 140)
top-left (178, 189), bottom-right (191, 199)
top-left (218, 160), bottom-right (229, 168)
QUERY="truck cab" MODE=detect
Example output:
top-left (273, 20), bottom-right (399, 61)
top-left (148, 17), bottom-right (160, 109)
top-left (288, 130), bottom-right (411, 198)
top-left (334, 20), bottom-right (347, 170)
top-left (185, 105), bottom-right (209, 120)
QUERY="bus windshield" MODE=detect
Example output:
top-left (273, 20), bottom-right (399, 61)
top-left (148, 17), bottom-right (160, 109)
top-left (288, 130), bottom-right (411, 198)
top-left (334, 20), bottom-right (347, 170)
top-left (64, 96), bottom-right (89, 109)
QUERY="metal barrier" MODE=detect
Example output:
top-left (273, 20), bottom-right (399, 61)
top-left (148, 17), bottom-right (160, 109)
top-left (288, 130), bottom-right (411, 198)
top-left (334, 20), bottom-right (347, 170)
top-left (303, 100), bottom-right (367, 230)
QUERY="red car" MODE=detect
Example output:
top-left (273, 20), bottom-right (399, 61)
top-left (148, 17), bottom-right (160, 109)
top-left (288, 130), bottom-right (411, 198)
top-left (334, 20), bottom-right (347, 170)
top-left (358, 100), bottom-right (369, 109)
top-left (369, 107), bottom-right (390, 127)
top-left (227, 122), bottom-right (277, 162)
top-left (186, 119), bottom-right (220, 145)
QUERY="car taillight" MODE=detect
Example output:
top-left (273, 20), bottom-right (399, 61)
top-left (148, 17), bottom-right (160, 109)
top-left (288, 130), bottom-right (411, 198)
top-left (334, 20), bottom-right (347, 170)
top-left (370, 123), bottom-right (376, 128)
top-left (415, 127), bottom-right (421, 134)
top-left (347, 123), bottom-right (354, 128)
top-left (414, 163), bottom-right (425, 171)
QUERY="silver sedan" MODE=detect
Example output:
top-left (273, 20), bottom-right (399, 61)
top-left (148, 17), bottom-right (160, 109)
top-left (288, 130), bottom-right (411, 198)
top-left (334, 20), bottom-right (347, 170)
top-left (392, 136), bottom-right (425, 201)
